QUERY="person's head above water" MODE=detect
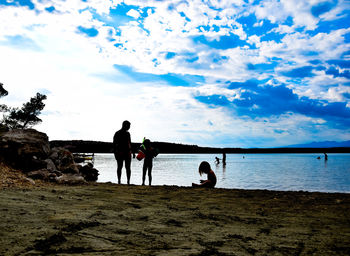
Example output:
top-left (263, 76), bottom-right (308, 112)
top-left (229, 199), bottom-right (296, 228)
top-left (199, 161), bottom-right (211, 176)
top-left (122, 120), bottom-right (131, 130)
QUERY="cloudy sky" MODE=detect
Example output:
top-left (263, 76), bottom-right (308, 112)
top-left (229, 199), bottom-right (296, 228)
top-left (0, 0), bottom-right (349, 148)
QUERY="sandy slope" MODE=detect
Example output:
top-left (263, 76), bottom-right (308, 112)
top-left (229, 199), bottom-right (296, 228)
top-left (0, 182), bottom-right (350, 255)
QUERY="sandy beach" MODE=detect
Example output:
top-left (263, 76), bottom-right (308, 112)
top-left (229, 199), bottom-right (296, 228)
top-left (1, 180), bottom-right (350, 255)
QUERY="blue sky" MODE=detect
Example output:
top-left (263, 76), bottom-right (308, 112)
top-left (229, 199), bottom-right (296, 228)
top-left (0, 0), bottom-right (349, 148)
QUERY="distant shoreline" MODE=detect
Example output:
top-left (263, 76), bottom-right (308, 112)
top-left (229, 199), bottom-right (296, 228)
top-left (50, 140), bottom-right (350, 154)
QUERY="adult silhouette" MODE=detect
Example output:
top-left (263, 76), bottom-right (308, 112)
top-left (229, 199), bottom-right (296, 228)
top-left (324, 152), bottom-right (328, 161)
top-left (113, 120), bottom-right (132, 184)
top-left (222, 152), bottom-right (226, 165)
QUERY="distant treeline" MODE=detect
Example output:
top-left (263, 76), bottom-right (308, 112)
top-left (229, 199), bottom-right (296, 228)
top-left (49, 140), bottom-right (223, 153)
top-left (49, 140), bottom-right (350, 154)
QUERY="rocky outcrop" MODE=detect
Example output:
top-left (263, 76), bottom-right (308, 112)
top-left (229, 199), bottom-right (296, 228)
top-left (0, 129), bottom-right (50, 170)
top-left (0, 129), bottom-right (99, 184)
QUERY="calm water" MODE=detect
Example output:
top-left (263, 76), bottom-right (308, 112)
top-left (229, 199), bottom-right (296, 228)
top-left (94, 153), bottom-right (350, 193)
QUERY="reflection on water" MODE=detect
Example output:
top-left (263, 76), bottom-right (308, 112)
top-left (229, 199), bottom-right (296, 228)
top-left (94, 153), bottom-right (350, 193)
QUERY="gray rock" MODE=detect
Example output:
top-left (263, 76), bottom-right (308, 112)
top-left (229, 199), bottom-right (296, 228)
top-left (25, 177), bottom-right (36, 185)
top-left (61, 163), bottom-right (79, 174)
top-left (0, 129), bottom-right (50, 156)
top-left (0, 129), bottom-right (50, 170)
top-left (24, 158), bottom-right (47, 172)
top-left (1, 129), bottom-right (98, 185)
top-left (49, 147), bottom-right (77, 173)
top-left (55, 174), bottom-right (86, 185)
top-left (27, 169), bottom-right (51, 181)
top-left (45, 158), bottom-right (58, 173)
top-left (80, 163), bottom-right (99, 181)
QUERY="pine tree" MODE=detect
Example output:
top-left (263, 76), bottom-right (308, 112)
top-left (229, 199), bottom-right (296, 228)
top-left (0, 83), bottom-right (8, 98)
top-left (0, 83), bottom-right (8, 112)
top-left (0, 83), bottom-right (9, 131)
top-left (2, 92), bottom-right (47, 129)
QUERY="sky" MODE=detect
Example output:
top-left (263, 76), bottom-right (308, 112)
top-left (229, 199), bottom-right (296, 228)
top-left (0, 0), bottom-right (349, 148)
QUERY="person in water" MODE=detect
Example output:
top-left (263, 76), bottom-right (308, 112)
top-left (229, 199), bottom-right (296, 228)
top-left (141, 139), bottom-right (158, 186)
top-left (192, 161), bottom-right (217, 188)
top-left (324, 153), bottom-right (328, 161)
top-left (113, 120), bottom-right (132, 185)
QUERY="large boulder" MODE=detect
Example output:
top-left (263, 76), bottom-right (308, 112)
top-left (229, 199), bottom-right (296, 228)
top-left (0, 129), bottom-right (99, 185)
top-left (49, 147), bottom-right (79, 174)
top-left (79, 163), bottom-right (99, 181)
top-left (0, 129), bottom-right (50, 170)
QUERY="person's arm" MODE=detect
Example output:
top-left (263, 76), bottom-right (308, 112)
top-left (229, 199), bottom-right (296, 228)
top-left (128, 133), bottom-right (132, 153)
top-left (199, 180), bottom-right (214, 187)
top-left (192, 179), bottom-right (213, 187)
top-left (113, 132), bottom-right (118, 153)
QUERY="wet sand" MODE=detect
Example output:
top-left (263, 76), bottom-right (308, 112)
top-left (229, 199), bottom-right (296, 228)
top-left (1, 182), bottom-right (350, 255)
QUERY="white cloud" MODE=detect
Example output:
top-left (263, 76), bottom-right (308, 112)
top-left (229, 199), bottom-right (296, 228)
top-left (0, 0), bottom-right (349, 147)
top-left (254, 0), bottom-right (287, 24)
top-left (253, 0), bottom-right (319, 29)
top-left (126, 9), bottom-right (140, 19)
top-left (324, 86), bottom-right (350, 103)
top-left (318, 0), bottom-right (350, 21)
top-left (247, 35), bottom-right (260, 46)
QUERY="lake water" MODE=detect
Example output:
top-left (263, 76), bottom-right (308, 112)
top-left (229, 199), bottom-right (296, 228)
top-left (94, 153), bottom-right (350, 193)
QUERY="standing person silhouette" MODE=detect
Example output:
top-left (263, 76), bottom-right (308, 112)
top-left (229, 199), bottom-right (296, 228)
top-left (324, 152), bottom-right (328, 161)
top-left (113, 120), bottom-right (132, 185)
top-left (141, 139), bottom-right (158, 186)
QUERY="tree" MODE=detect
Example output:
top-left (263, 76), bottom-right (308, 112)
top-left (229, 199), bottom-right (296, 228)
top-left (0, 83), bottom-right (8, 112)
top-left (2, 92), bottom-right (47, 129)
top-left (0, 83), bottom-right (9, 132)
top-left (0, 83), bottom-right (8, 98)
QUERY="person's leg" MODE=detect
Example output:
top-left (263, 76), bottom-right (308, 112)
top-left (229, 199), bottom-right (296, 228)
top-left (125, 155), bottom-right (131, 185)
top-left (116, 157), bottom-right (123, 184)
top-left (148, 162), bottom-right (153, 186)
top-left (142, 163), bottom-right (147, 185)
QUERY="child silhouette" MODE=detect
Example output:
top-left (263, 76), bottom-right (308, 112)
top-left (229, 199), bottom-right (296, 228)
top-left (141, 139), bottom-right (158, 186)
top-left (192, 161), bottom-right (217, 188)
